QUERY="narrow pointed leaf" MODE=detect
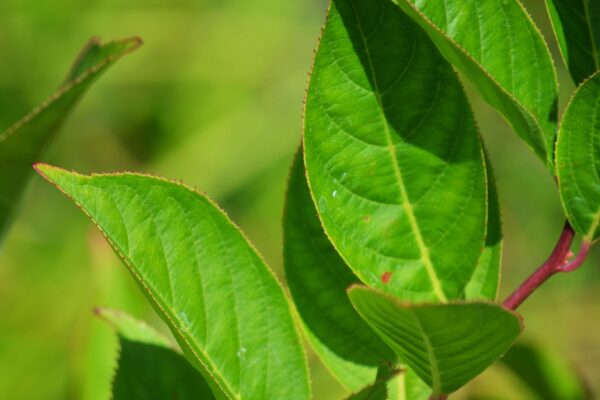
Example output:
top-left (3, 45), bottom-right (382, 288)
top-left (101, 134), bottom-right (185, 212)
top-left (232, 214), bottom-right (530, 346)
top-left (0, 37), bottom-right (141, 244)
top-left (557, 71), bottom-right (600, 241)
top-left (394, 0), bottom-right (559, 168)
top-left (465, 156), bottom-right (502, 301)
top-left (96, 308), bottom-right (216, 400)
top-left (303, 0), bottom-right (486, 302)
top-left (546, 0), bottom-right (600, 85)
top-left (35, 165), bottom-right (310, 400)
top-left (500, 341), bottom-right (590, 400)
top-left (348, 286), bottom-right (523, 396)
top-left (284, 150), bottom-right (396, 391)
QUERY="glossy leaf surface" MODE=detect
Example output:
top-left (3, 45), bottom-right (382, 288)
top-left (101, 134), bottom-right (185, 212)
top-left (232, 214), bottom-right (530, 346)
top-left (348, 286), bottom-right (523, 395)
top-left (96, 308), bottom-right (216, 400)
top-left (556, 72), bottom-right (600, 241)
top-left (0, 37), bottom-right (141, 244)
top-left (501, 341), bottom-right (590, 400)
top-left (546, 0), bottom-right (600, 85)
top-left (304, 0), bottom-right (486, 302)
top-left (35, 165), bottom-right (310, 400)
top-left (395, 0), bottom-right (559, 168)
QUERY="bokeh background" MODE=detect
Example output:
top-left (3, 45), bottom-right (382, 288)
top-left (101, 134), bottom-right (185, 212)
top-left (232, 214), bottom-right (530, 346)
top-left (0, 0), bottom-right (598, 398)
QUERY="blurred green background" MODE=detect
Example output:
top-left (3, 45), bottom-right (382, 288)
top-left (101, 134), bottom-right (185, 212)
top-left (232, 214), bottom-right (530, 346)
top-left (0, 0), bottom-right (598, 398)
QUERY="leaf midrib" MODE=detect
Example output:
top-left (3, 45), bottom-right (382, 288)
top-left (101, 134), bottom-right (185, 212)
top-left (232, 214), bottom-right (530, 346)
top-left (347, 0), bottom-right (447, 302)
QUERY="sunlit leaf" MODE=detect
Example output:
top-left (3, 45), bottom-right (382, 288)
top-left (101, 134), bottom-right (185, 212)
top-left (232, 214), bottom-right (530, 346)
top-left (556, 71), bottom-right (600, 241)
top-left (303, 0), bottom-right (486, 303)
top-left (500, 341), bottom-right (590, 400)
top-left (348, 286), bottom-right (523, 396)
top-left (546, 0), bottom-right (600, 85)
top-left (394, 0), bottom-right (559, 168)
top-left (0, 36), bottom-right (141, 244)
top-left (34, 165), bottom-right (310, 400)
top-left (95, 308), bottom-right (216, 400)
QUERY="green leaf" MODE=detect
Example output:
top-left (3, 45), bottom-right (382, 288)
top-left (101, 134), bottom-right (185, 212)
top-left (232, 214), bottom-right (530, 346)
top-left (96, 308), bottom-right (216, 400)
top-left (95, 307), bottom-right (174, 349)
top-left (500, 341), bottom-right (590, 400)
top-left (284, 150), bottom-right (431, 399)
top-left (556, 71), bottom-right (600, 241)
top-left (34, 165), bottom-right (310, 400)
top-left (348, 286), bottom-right (523, 396)
top-left (284, 150), bottom-right (396, 391)
top-left (304, 0), bottom-right (487, 302)
top-left (344, 364), bottom-right (399, 400)
top-left (0, 36), bottom-right (141, 244)
top-left (546, 0), bottom-right (600, 85)
top-left (465, 155), bottom-right (502, 301)
top-left (394, 0), bottom-right (559, 169)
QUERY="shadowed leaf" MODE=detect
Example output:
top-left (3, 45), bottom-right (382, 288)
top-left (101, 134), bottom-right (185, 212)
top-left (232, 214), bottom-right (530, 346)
top-left (465, 154), bottom-right (502, 301)
top-left (546, 0), bottom-right (600, 85)
top-left (96, 308), bottom-right (216, 400)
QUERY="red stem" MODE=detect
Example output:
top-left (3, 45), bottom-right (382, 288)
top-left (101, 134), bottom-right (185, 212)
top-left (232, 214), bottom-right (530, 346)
top-left (429, 221), bottom-right (591, 399)
top-left (503, 221), bottom-right (590, 310)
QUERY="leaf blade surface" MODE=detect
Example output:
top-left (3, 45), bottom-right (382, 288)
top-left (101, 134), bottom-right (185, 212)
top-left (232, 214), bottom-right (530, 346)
top-left (303, 0), bottom-right (487, 302)
top-left (348, 286), bottom-right (523, 395)
top-left (546, 0), bottom-right (600, 85)
top-left (35, 165), bottom-right (310, 400)
top-left (395, 0), bottom-right (559, 168)
top-left (557, 71), bottom-right (600, 241)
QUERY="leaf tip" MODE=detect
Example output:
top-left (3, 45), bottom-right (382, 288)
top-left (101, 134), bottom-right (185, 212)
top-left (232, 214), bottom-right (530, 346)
top-left (33, 162), bottom-right (64, 183)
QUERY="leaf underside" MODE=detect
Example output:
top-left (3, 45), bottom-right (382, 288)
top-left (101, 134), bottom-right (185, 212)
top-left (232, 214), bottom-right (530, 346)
top-left (546, 0), bottom-right (600, 85)
top-left (304, 0), bottom-right (486, 303)
top-left (556, 71), bottom-right (600, 242)
top-left (96, 308), bottom-right (216, 400)
top-left (348, 286), bottom-right (523, 396)
top-left (395, 0), bottom-right (559, 169)
top-left (35, 165), bottom-right (310, 400)
top-left (0, 36), bottom-right (141, 244)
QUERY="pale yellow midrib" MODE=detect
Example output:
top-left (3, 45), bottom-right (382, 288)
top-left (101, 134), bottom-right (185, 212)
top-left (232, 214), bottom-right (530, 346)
top-left (348, 0), bottom-right (447, 302)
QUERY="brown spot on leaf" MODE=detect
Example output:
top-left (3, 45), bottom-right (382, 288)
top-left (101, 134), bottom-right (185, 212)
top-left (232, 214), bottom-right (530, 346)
top-left (381, 271), bottom-right (392, 284)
